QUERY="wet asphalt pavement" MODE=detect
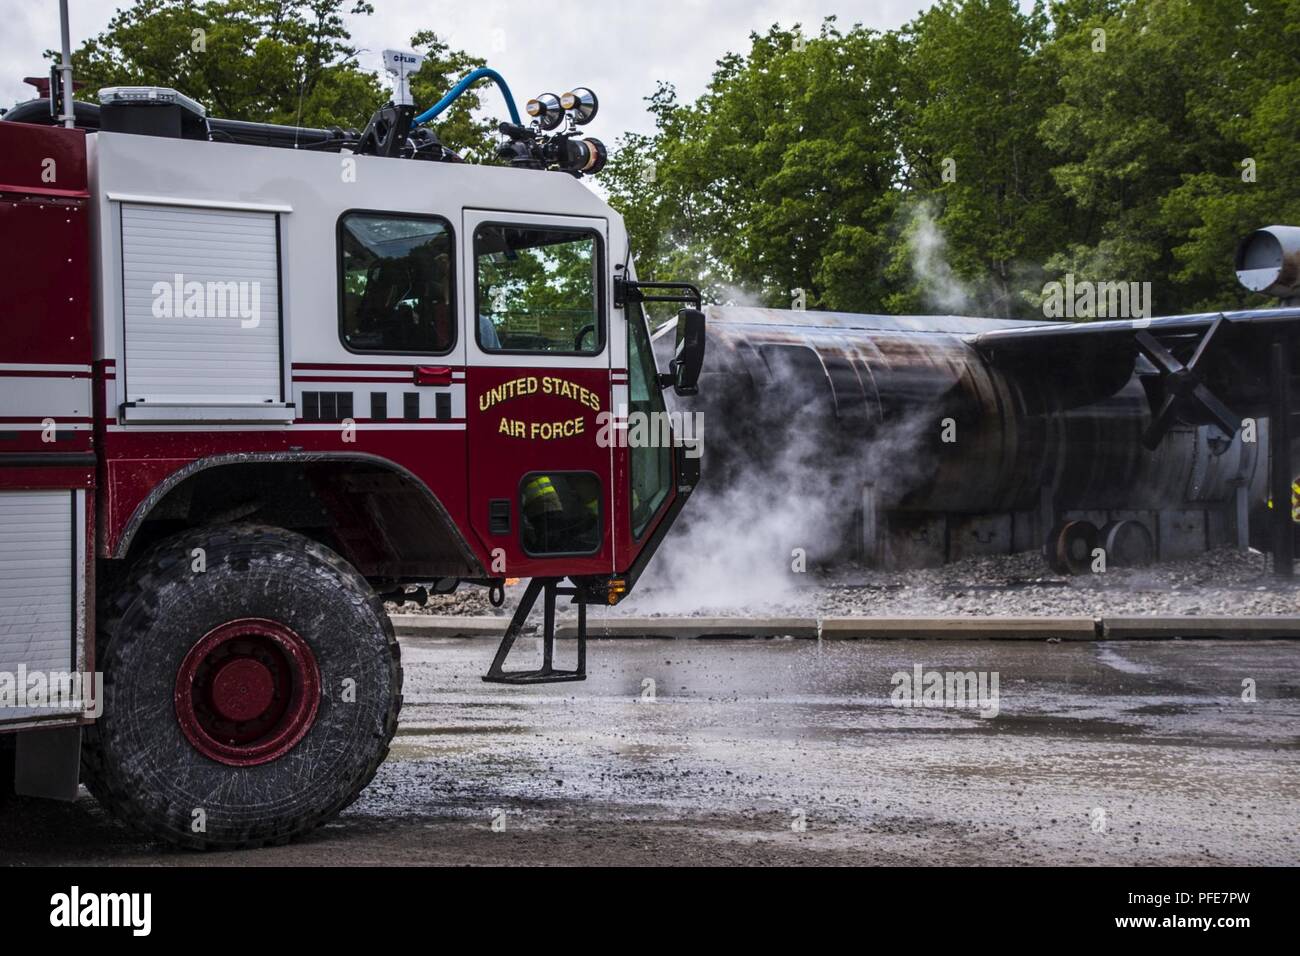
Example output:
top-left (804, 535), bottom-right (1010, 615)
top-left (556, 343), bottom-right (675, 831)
top-left (2, 637), bottom-right (1297, 866)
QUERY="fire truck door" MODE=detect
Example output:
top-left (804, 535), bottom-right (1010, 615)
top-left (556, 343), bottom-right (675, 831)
top-left (462, 211), bottom-right (613, 579)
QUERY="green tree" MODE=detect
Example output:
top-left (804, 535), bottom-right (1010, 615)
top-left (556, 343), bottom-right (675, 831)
top-left (602, 85), bottom-right (730, 319)
top-left (611, 0), bottom-right (1300, 322)
top-left (610, 8), bottom-right (1072, 319)
top-left (407, 29), bottom-right (499, 163)
top-left (705, 20), bottom-right (902, 311)
top-left (886, 0), bottom-right (1068, 317)
top-left (60, 0), bottom-right (496, 156)
top-left (1157, 0), bottom-right (1300, 309)
top-left (1037, 0), bottom-right (1293, 312)
top-left (66, 0), bottom-right (382, 128)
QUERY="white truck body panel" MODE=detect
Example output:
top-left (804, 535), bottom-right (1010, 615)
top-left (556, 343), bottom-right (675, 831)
top-left (0, 489), bottom-right (88, 727)
top-left (120, 203), bottom-right (284, 410)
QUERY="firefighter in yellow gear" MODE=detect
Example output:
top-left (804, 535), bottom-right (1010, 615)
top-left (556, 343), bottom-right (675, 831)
top-left (522, 475), bottom-right (563, 518)
top-left (521, 474), bottom-right (600, 553)
top-left (1265, 478), bottom-right (1300, 523)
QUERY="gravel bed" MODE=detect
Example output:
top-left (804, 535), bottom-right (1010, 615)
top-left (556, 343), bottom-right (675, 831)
top-left (619, 548), bottom-right (1300, 619)
top-left (387, 549), bottom-right (1300, 620)
top-left (387, 587), bottom-right (508, 618)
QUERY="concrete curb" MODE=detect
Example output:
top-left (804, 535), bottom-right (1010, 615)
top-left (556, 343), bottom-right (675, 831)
top-left (1101, 616), bottom-right (1300, 640)
top-left (819, 616), bottom-right (1097, 641)
top-left (392, 616), bottom-right (508, 639)
top-left (556, 617), bottom-right (819, 640)
top-left (390, 614), bottom-right (1300, 641)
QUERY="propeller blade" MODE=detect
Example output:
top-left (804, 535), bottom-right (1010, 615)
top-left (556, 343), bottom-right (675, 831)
top-left (1191, 383), bottom-right (1244, 437)
top-left (1142, 393), bottom-right (1182, 450)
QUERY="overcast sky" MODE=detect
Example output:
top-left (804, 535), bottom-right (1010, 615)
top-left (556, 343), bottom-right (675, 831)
top-left (0, 1), bottom-right (1046, 138)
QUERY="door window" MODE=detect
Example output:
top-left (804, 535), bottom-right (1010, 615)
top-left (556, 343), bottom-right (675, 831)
top-left (474, 225), bottom-right (602, 355)
top-left (520, 472), bottom-right (602, 555)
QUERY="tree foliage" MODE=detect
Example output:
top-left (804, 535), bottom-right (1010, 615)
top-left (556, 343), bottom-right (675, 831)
top-left (44, 0), bottom-right (1300, 319)
top-left (609, 0), bottom-right (1300, 318)
top-left (58, 0), bottom-right (496, 157)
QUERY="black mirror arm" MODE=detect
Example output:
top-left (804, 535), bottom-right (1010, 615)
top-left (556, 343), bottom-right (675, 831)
top-left (614, 275), bottom-right (702, 310)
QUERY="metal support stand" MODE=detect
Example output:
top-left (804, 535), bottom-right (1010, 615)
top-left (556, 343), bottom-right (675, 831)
top-left (1234, 483), bottom-right (1251, 552)
top-left (1038, 485), bottom-right (1055, 548)
top-left (1269, 341), bottom-right (1294, 579)
top-left (482, 578), bottom-right (587, 684)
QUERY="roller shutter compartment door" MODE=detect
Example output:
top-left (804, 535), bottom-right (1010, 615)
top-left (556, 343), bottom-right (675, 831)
top-left (121, 203), bottom-right (282, 406)
top-left (0, 491), bottom-right (77, 694)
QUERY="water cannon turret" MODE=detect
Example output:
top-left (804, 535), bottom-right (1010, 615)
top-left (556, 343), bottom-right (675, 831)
top-left (498, 86), bottom-right (606, 177)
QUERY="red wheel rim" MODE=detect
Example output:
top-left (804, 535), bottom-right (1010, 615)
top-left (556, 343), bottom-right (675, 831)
top-left (175, 619), bottom-right (320, 767)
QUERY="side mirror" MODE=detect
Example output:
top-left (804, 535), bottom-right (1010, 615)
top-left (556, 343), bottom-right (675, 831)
top-left (668, 308), bottom-right (705, 396)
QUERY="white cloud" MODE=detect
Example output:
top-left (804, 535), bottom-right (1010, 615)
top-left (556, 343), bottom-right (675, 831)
top-left (1, 1), bottom-right (1028, 137)
top-left (345, 0), bottom-right (933, 137)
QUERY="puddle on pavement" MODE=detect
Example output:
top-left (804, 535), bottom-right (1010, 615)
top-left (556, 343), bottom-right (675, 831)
top-left (396, 724), bottom-right (526, 737)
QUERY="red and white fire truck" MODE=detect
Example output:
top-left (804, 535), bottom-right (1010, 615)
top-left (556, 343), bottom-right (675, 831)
top-left (0, 60), bottom-right (704, 847)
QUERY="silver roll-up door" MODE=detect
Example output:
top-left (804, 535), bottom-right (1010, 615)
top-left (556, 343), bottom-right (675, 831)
top-left (121, 203), bottom-right (282, 406)
top-left (0, 490), bottom-right (82, 720)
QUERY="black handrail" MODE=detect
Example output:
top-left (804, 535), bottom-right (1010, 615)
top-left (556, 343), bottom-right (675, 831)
top-left (614, 276), bottom-right (702, 310)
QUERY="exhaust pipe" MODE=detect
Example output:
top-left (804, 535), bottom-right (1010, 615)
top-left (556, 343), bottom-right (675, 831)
top-left (57, 0), bottom-right (74, 128)
top-left (1236, 225), bottom-right (1300, 304)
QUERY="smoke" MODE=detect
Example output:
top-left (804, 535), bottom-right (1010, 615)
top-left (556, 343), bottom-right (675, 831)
top-left (622, 208), bottom-right (977, 614)
top-left (905, 201), bottom-right (976, 315)
top-left (626, 347), bottom-right (937, 614)
top-left (714, 284), bottom-right (766, 308)
top-left (627, 462), bottom-right (841, 615)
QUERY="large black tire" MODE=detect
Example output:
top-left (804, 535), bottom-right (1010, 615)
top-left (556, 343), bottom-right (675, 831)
top-left (82, 525), bottom-right (401, 849)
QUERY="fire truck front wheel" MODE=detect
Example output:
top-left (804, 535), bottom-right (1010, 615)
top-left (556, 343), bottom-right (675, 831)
top-left (82, 525), bottom-right (401, 849)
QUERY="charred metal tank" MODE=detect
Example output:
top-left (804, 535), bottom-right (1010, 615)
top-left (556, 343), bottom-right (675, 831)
top-left (659, 307), bottom-right (1270, 570)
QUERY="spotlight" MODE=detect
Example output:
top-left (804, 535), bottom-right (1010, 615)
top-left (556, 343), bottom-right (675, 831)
top-left (560, 88), bottom-right (599, 125)
top-left (525, 92), bottom-right (564, 131)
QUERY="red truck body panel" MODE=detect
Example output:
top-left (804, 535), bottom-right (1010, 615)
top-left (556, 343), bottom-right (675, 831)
top-left (0, 122), bottom-right (94, 462)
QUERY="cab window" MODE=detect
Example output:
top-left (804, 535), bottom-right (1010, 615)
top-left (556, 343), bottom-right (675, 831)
top-left (475, 225), bottom-right (602, 354)
top-left (339, 212), bottom-right (455, 354)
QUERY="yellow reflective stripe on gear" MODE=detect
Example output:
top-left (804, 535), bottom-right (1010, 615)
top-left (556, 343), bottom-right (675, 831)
top-left (523, 476), bottom-right (558, 500)
top-left (1266, 477), bottom-right (1300, 522)
top-left (522, 475), bottom-right (562, 516)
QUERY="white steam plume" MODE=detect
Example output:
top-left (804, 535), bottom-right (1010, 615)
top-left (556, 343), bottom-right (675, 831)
top-left (907, 201), bottom-right (975, 315)
top-left (626, 353), bottom-right (936, 614)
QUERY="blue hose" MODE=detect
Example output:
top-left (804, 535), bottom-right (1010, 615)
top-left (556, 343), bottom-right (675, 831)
top-left (414, 67), bottom-right (522, 126)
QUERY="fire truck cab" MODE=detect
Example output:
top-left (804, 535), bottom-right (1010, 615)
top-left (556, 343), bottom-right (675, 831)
top-left (0, 84), bottom-right (703, 847)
